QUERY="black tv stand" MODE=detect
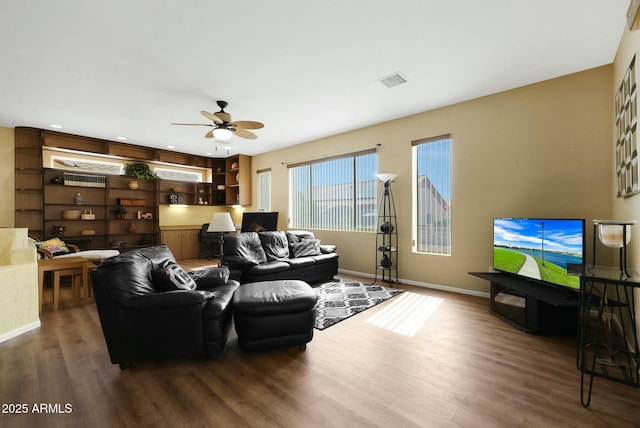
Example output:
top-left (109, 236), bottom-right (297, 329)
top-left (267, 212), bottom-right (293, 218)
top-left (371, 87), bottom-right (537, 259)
top-left (469, 272), bottom-right (578, 335)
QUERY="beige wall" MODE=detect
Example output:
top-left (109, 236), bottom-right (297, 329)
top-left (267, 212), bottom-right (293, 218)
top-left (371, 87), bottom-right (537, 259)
top-left (252, 66), bottom-right (613, 294)
top-left (158, 204), bottom-right (241, 228)
top-left (1, 65), bottom-right (615, 295)
top-left (613, 25), bottom-right (640, 335)
top-left (613, 26), bottom-right (640, 269)
top-left (0, 228), bottom-right (40, 343)
top-left (1, 126), bottom-right (15, 227)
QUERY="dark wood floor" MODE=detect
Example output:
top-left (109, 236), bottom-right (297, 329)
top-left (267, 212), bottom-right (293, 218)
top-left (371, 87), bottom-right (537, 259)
top-left (2, 259), bottom-right (640, 427)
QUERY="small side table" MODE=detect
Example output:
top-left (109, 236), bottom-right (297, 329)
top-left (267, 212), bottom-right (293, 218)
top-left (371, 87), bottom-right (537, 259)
top-left (570, 264), bottom-right (640, 407)
top-left (37, 256), bottom-right (95, 313)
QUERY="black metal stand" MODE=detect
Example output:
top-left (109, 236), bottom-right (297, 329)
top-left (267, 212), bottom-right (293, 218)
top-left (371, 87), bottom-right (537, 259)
top-left (573, 265), bottom-right (640, 407)
top-left (373, 179), bottom-right (398, 286)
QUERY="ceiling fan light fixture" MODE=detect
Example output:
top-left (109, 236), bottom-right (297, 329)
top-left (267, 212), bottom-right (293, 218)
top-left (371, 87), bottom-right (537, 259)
top-left (213, 128), bottom-right (233, 140)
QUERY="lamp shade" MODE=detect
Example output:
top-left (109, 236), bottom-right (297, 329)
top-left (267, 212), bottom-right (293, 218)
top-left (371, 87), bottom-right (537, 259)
top-left (377, 173), bottom-right (398, 183)
top-left (213, 128), bottom-right (233, 140)
top-left (207, 212), bottom-right (236, 232)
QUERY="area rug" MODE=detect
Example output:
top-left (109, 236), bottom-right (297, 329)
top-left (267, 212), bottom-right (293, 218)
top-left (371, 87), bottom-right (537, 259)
top-left (314, 281), bottom-right (403, 330)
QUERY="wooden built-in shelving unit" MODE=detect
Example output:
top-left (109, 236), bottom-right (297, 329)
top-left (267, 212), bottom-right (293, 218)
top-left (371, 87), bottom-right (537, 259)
top-left (14, 127), bottom-right (252, 250)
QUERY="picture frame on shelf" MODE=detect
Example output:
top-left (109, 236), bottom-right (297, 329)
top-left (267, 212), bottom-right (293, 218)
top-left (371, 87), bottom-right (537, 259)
top-left (137, 211), bottom-right (153, 220)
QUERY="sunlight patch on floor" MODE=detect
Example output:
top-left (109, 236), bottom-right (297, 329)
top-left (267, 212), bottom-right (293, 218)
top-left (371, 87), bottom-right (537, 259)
top-left (365, 292), bottom-right (444, 337)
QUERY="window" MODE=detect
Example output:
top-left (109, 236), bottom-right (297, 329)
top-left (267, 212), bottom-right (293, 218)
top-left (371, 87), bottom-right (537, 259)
top-left (257, 168), bottom-right (272, 212)
top-left (289, 150), bottom-right (377, 231)
top-left (412, 135), bottom-right (451, 255)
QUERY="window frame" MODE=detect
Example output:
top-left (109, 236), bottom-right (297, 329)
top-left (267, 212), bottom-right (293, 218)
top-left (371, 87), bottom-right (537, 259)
top-left (288, 149), bottom-right (377, 231)
top-left (411, 134), bottom-right (452, 256)
top-left (256, 168), bottom-right (272, 212)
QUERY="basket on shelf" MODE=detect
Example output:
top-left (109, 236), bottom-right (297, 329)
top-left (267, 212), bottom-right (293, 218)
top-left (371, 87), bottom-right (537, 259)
top-left (81, 209), bottom-right (95, 220)
top-left (62, 210), bottom-right (81, 220)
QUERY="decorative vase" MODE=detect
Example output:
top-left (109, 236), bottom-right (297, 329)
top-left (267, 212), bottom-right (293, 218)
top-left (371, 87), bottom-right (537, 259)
top-left (380, 254), bottom-right (393, 268)
top-left (380, 222), bottom-right (394, 234)
top-left (128, 180), bottom-right (139, 190)
top-left (127, 222), bottom-right (137, 233)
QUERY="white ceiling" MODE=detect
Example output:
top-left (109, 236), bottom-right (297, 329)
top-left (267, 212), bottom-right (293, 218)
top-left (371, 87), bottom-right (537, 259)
top-left (0, 1), bottom-right (630, 157)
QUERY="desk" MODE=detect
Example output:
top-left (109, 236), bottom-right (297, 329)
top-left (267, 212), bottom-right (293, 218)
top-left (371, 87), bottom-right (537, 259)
top-left (570, 264), bottom-right (640, 407)
top-left (37, 257), bottom-right (95, 313)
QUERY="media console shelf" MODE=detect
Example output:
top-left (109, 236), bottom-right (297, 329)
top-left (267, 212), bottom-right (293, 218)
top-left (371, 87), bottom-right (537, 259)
top-left (469, 272), bottom-right (579, 334)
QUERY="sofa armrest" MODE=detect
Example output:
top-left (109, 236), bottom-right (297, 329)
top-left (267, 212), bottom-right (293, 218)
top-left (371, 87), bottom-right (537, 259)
top-left (320, 244), bottom-right (337, 254)
top-left (222, 255), bottom-right (259, 270)
top-left (123, 290), bottom-right (207, 311)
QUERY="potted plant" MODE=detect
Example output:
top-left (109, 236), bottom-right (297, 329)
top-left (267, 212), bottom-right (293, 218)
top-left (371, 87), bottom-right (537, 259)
top-left (111, 206), bottom-right (128, 219)
top-left (123, 162), bottom-right (158, 180)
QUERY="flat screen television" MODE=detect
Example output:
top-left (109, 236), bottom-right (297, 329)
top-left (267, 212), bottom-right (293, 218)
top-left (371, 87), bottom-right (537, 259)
top-left (493, 218), bottom-right (585, 291)
top-left (241, 212), bottom-right (279, 232)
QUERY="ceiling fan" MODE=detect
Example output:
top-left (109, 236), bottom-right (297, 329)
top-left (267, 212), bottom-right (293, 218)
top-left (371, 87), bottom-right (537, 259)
top-left (171, 100), bottom-right (264, 140)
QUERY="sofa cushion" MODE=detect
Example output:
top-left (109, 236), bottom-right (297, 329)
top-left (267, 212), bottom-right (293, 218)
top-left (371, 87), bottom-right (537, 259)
top-left (258, 231), bottom-right (290, 261)
top-left (246, 260), bottom-right (290, 276)
top-left (189, 266), bottom-right (230, 288)
top-left (290, 239), bottom-right (321, 258)
top-left (283, 257), bottom-right (316, 269)
top-left (286, 230), bottom-right (315, 245)
top-left (320, 244), bottom-right (337, 254)
top-left (152, 260), bottom-right (197, 291)
top-left (223, 232), bottom-right (267, 265)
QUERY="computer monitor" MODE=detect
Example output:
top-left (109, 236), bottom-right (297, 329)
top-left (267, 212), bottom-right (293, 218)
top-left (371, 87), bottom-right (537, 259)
top-left (241, 212), bottom-right (279, 232)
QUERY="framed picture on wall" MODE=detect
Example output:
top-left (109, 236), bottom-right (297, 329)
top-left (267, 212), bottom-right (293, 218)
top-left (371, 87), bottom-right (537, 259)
top-left (616, 54), bottom-right (640, 198)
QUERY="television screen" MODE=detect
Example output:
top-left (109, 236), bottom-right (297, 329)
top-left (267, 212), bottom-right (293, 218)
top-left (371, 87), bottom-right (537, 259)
top-left (241, 212), bottom-right (279, 232)
top-left (493, 218), bottom-right (585, 291)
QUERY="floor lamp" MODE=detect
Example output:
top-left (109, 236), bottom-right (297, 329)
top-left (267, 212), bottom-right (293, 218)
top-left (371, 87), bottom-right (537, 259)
top-left (207, 212), bottom-right (236, 264)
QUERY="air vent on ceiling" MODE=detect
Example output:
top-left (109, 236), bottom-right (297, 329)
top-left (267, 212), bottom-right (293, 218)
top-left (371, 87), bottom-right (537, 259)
top-left (377, 72), bottom-right (408, 88)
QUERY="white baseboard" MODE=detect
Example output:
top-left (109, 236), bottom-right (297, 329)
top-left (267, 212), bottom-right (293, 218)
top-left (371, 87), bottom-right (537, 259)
top-left (0, 320), bottom-right (41, 344)
top-left (337, 268), bottom-right (490, 299)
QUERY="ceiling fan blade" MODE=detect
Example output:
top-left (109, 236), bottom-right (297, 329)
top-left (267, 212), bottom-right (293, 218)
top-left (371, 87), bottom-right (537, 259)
top-left (233, 128), bottom-right (257, 140)
top-left (171, 122), bottom-right (213, 126)
top-left (201, 111), bottom-right (223, 123)
top-left (233, 120), bottom-right (264, 130)
top-left (214, 111), bottom-right (232, 123)
top-left (205, 129), bottom-right (215, 138)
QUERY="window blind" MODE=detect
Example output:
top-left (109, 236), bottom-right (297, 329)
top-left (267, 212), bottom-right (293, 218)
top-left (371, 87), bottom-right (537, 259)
top-left (413, 135), bottom-right (452, 255)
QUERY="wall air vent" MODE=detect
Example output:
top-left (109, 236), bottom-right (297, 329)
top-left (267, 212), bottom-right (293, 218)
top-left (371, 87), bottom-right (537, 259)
top-left (377, 72), bottom-right (408, 88)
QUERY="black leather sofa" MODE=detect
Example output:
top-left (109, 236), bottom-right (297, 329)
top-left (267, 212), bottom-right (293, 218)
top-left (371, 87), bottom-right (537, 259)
top-left (90, 245), bottom-right (239, 368)
top-left (222, 230), bottom-right (338, 284)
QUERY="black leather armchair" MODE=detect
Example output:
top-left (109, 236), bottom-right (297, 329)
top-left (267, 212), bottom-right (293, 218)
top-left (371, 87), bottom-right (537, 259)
top-left (90, 245), bottom-right (239, 369)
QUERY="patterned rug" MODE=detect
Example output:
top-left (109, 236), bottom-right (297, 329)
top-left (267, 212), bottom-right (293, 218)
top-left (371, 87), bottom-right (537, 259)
top-left (314, 281), bottom-right (403, 330)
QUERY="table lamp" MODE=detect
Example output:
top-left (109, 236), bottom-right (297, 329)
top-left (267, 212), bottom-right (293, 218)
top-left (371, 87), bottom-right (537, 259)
top-left (207, 212), bottom-right (236, 261)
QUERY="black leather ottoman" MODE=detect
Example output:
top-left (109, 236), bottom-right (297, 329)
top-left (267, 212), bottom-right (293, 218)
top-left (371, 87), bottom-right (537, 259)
top-left (233, 280), bottom-right (317, 352)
